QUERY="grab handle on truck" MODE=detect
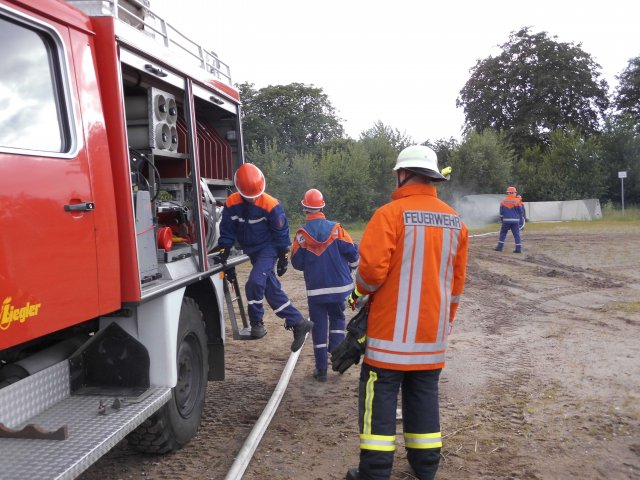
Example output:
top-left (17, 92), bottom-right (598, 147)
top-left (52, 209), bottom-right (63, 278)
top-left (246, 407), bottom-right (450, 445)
top-left (144, 63), bottom-right (167, 77)
top-left (64, 202), bottom-right (95, 212)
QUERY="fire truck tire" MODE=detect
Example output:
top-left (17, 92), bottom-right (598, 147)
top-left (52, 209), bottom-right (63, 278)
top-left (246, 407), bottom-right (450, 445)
top-left (127, 296), bottom-right (208, 453)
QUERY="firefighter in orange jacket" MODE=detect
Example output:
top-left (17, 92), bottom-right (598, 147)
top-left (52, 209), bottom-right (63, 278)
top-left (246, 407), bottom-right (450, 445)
top-left (345, 145), bottom-right (469, 480)
top-left (495, 186), bottom-right (524, 253)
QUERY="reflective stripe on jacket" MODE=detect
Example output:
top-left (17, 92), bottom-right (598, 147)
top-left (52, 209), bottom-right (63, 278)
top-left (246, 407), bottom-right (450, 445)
top-left (291, 212), bottom-right (359, 304)
top-left (218, 192), bottom-right (291, 256)
top-left (355, 183), bottom-right (469, 371)
top-left (499, 194), bottom-right (524, 224)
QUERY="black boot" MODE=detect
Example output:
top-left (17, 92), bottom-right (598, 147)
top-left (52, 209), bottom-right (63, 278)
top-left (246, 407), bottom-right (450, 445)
top-left (313, 368), bottom-right (327, 382)
top-left (250, 323), bottom-right (267, 338)
top-left (346, 468), bottom-right (360, 480)
top-left (289, 319), bottom-right (312, 352)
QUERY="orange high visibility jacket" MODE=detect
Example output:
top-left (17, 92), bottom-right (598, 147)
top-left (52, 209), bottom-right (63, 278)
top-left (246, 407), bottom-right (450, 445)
top-left (355, 183), bottom-right (469, 371)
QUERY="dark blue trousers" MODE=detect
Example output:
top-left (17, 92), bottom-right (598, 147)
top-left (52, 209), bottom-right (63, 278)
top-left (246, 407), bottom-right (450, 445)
top-left (496, 222), bottom-right (522, 252)
top-left (309, 301), bottom-right (346, 370)
top-left (358, 364), bottom-right (442, 480)
top-left (245, 250), bottom-right (304, 328)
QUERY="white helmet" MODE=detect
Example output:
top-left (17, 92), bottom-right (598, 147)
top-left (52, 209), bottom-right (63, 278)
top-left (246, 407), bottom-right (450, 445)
top-left (394, 145), bottom-right (447, 182)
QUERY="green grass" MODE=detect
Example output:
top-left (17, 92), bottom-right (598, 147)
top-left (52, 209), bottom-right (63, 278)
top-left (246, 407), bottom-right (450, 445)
top-left (316, 205), bottom-right (640, 242)
top-left (600, 204), bottom-right (640, 222)
top-left (596, 301), bottom-right (640, 314)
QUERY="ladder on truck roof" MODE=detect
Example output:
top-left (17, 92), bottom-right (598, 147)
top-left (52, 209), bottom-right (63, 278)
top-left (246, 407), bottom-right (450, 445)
top-left (66, 0), bottom-right (232, 85)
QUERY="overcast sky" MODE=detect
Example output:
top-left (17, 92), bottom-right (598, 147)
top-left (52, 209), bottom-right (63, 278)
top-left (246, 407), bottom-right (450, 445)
top-left (154, 0), bottom-right (639, 144)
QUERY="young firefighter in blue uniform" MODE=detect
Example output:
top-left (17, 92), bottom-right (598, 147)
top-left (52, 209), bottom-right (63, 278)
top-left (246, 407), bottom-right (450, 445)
top-left (291, 189), bottom-right (359, 381)
top-left (213, 163), bottom-right (312, 352)
top-left (495, 186), bottom-right (525, 253)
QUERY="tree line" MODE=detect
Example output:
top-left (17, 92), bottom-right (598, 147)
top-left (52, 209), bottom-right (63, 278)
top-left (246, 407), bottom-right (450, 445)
top-left (238, 28), bottom-right (640, 225)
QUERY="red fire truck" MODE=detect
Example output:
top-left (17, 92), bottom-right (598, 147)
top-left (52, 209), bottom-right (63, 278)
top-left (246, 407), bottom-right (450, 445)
top-left (0, 0), bottom-right (249, 477)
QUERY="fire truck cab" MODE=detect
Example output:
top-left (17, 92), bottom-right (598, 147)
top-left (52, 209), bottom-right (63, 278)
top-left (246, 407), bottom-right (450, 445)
top-left (0, 0), bottom-right (247, 477)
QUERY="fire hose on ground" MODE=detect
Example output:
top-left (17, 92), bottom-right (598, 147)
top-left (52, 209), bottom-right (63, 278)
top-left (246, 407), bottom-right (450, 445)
top-left (223, 332), bottom-right (308, 480)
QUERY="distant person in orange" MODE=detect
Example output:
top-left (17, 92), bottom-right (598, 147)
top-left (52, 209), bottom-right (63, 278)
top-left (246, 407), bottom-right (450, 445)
top-left (345, 145), bottom-right (469, 480)
top-left (495, 186), bottom-right (524, 253)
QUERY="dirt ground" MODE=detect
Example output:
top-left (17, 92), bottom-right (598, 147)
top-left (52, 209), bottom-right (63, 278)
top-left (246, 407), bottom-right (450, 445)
top-left (81, 221), bottom-right (640, 480)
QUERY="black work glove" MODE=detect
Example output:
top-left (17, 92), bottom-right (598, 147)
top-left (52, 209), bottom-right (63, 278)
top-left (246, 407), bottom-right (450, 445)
top-left (330, 304), bottom-right (368, 374)
top-left (224, 267), bottom-right (237, 283)
top-left (213, 245), bottom-right (230, 264)
top-left (277, 249), bottom-right (289, 277)
top-left (331, 332), bottom-right (366, 373)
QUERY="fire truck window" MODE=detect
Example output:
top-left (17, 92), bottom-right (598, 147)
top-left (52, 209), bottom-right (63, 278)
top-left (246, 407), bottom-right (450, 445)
top-left (0, 16), bottom-right (67, 153)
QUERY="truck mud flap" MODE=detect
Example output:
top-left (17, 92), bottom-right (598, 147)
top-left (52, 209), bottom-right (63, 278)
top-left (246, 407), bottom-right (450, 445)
top-left (69, 322), bottom-right (149, 396)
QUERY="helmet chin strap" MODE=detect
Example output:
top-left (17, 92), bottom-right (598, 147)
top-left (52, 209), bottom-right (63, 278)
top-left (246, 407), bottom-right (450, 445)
top-left (397, 171), bottom-right (415, 188)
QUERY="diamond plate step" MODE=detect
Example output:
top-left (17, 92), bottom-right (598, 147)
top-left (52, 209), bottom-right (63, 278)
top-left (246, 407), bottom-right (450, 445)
top-left (0, 361), bottom-right (171, 479)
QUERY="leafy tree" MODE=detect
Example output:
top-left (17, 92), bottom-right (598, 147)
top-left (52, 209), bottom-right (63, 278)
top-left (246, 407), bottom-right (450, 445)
top-left (244, 140), bottom-right (319, 223)
top-left (516, 128), bottom-right (606, 201)
top-left (447, 130), bottom-right (515, 198)
top-left (245, 139), bottom-right (288, 201)
top-left (457, 28), bottom-right (610, 154)
top-left (284, 154), bottom-right (319, 226)
top-left (546, 128), bottom-right (607, 200)
top-left (318, 137), bottom-right (358, 157)
top-left (359, 122), bottom-right (412, 207)
top-left (614, 56), bottom-right (640, 126)
top-left (237, 82), bottom-right (344, 155)
top-left (317, 143), bottom-right (373, 222)
top-left (359, 121), bottom-right (413, 150)
top-left (429, 137), bottom-right (460, 172)
top-left (513, 145), bottom-right (546, 200)
top-left (600, 115), bottom-right (640, 205)
top-left (429, 137), bottom-right (461, 204)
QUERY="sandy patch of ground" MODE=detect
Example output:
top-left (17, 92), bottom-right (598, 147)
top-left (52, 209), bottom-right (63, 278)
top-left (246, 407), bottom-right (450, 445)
top-left (81, 222), bottom-right (640, 480)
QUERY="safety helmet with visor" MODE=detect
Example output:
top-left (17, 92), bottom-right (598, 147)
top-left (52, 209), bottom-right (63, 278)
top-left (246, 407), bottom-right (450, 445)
top-left (234, 163), bottom-right (265, 199)
top-left (394, 145), bottom-right (447, 182)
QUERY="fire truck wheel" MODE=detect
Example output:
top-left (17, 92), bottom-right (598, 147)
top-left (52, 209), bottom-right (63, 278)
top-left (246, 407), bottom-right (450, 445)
top-left (127, 296), bottom-right (208, 453)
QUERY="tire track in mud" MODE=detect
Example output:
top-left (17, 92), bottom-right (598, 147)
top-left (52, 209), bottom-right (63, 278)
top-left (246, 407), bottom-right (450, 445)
top-left (443, 300), bottom-right (541, 480)
top-left (444, 243), bottom-right (544, 478)
top-left (443, 297), bottom-right (541, 479)
top-left (469, 248), bottom-right (625, 313)
top-left (454, 226), bottom-right (640, 480)
top-left (452, 234), bottom-right (633, 479)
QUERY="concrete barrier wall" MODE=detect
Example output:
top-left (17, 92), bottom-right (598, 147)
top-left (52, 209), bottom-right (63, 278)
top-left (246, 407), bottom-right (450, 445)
top-left (457, 195), bottom-right (602, 225)
top-left (524, 199), bottom-right (602, 222)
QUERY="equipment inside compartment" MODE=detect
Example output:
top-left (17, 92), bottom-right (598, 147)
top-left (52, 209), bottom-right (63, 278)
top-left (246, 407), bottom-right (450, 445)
top-left (122, 71), bottom-right (236, 286)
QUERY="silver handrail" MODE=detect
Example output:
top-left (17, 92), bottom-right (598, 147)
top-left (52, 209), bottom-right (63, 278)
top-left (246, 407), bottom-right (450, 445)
top-left (67, 0), bottom-right (232, 84)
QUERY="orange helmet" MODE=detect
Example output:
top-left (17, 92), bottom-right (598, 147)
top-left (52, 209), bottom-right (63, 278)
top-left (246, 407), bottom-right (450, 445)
top-left (234, 164), bottom-right (265, 199)
top-left (301, 189), bottom-right (325, 209)
top-left (506, 186), bottom-right (517, 194)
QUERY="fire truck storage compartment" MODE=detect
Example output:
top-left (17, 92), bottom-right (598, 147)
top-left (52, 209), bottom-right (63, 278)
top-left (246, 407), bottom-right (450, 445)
top-left (125, 87), bottom-right (178, 152)
top-left (121, 66), bottom-right (234, 288)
